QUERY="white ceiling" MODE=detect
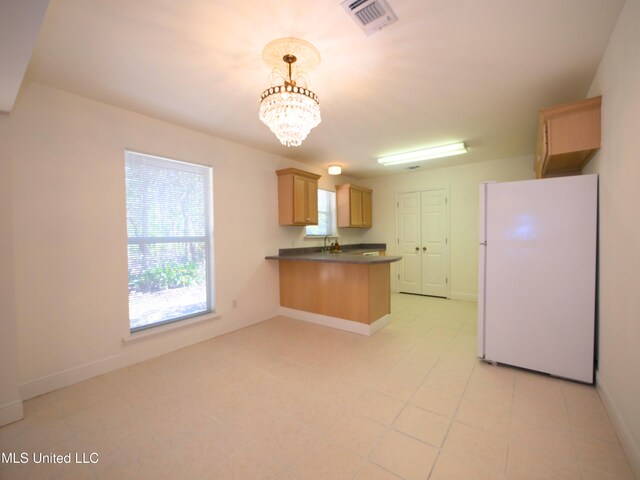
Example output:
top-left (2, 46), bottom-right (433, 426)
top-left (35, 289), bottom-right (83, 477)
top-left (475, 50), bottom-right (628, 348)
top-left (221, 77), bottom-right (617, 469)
top-left (23, 0), bottom-right (624, 178)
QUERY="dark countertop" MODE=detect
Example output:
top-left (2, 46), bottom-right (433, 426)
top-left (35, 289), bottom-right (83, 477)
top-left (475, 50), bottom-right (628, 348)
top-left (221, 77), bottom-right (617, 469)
top-left (266, 243), bottom-right (402, 265)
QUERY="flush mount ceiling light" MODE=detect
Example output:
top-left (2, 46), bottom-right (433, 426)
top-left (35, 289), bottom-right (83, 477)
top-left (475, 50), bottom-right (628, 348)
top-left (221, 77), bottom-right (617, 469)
top-left (259, 38), bottom-right (321, 147)
top-left (377, 142), bottom-right (468, 166)
top-left (328, 165), bottom-right (342, 175)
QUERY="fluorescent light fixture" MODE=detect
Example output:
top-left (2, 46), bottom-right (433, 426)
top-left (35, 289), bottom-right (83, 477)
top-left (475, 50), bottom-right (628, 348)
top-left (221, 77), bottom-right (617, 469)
top-left (377, 142), bottom-right (467, 166)
top-left (328, 165), bottom-right (342, 175)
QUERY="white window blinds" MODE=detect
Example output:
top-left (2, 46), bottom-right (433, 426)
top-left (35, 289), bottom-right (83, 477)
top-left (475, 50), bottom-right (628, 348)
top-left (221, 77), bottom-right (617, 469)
top-left (125, 151), bottom-right (214, 332)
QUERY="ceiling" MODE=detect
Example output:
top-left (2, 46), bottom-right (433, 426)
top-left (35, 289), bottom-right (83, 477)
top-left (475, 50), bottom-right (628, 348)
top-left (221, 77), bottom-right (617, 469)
top-left (20, 0), bottom-right (625, 178)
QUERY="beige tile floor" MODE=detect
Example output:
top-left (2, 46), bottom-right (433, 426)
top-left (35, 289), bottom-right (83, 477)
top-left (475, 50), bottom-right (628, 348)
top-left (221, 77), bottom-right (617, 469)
top-left (0, 294), bottom-right (636, 480)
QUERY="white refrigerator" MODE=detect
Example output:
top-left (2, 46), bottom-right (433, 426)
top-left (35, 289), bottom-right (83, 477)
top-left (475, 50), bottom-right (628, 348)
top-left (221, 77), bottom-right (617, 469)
top-left (477, 174), bottom-right (597, 383)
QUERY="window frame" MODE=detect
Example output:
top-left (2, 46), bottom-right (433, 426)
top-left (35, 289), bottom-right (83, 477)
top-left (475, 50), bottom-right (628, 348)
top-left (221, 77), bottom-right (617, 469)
top-left (125, 150), bottom-right (215, 333)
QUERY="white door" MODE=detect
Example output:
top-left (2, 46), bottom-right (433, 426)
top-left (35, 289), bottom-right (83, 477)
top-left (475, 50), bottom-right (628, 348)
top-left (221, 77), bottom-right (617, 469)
top-left (397, 188), bottom-right (449, 297)
top-left (421, 189), bottom-right (448, 297)
top-left (397, 192), bottom-right (421, 294)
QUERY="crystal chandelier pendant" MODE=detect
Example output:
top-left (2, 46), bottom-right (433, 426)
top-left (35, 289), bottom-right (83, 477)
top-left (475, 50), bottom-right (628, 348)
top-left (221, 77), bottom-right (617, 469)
top-left (259, 38), bottom-right (321, 147)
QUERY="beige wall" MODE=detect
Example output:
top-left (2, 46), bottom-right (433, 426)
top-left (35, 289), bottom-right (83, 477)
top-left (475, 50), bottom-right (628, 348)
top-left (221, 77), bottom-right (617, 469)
top-left (360, 156), bottom-right (534, 299)
top-left (0, 112), bottom-right (23, 425)
top-left (583, 0), bottom-right (640, 475)
top-left (9, 82), bottom-right (365, 397)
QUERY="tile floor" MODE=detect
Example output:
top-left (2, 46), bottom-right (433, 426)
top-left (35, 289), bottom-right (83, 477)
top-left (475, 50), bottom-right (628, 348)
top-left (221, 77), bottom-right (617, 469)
top-left (0, 294), bottom-right (636, 480)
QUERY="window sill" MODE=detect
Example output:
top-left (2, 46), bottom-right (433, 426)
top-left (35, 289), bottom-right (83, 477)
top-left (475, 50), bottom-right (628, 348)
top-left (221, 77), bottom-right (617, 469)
top-left (304, 234), bottom-right (340, 240)
top-left (122, 311), bottom-right (221, 343)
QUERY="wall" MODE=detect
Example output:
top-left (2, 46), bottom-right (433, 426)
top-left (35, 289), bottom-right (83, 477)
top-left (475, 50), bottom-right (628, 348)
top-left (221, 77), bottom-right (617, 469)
top-left (583, 0), bottom-right (640, 475)
top-left (0, 113), bottom-right (23, 425)
top-left (361, 156), bottom-right (534, 300)
top-left (9, 82), bottom-right (365, 399)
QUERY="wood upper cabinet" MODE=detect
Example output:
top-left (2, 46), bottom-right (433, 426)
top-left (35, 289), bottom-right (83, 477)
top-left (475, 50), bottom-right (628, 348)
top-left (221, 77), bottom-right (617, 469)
top-left (535, 96), bottom-right (601, 178)
top-left (276, 168), bottom-right (320, 226)
top-left (336, 184), bottom-right (373, 228)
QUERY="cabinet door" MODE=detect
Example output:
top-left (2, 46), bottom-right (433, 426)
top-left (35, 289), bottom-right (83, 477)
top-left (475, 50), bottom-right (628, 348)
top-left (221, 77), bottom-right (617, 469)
top-left (293, 176), bottom-right (318, 224)
top-left (350, 188), bottom-right (363, 226)
top-left (306, 178), bottom-right (318, 224)
top-left (548, 108), bottom-right (600, 155)
top-left (292, 175), bottom-right (307, 224)
top-left (362, 190), bottom-right (372, 227)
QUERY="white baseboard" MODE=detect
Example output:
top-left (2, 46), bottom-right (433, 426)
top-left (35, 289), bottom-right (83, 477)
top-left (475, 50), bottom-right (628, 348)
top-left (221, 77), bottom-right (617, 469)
top-left (369, 315), bottom-right (390, 335)
top-left (597, 374), bottom-right (640, 479)
top-left (277, 307), bottom-right (389, 336)
top-left (0, 399), bottom-right (24, 427)
top-left (19, 311), bottom-right (273, 401)
top-left (449, 291), bottom-right (478, 302)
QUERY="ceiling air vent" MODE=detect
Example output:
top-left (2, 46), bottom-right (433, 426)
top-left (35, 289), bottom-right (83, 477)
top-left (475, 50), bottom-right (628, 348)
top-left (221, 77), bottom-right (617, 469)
top-left (341, 0), bottom-right (398, 35)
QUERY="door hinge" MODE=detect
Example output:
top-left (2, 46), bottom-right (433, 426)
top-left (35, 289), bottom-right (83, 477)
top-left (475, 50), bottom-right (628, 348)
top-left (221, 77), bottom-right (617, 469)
top-left (397, 274), bottom-right (400, 280)
top-left (397, 238), bottom-right (399, 244)
top-left (446, 238), bottom-right (448, 244)
top-left (397, 201), bottom-right (399, 208)
top-left (446, 278), bottom-right (448, 284)
top-left (445, 197), bottom-right (448, 204)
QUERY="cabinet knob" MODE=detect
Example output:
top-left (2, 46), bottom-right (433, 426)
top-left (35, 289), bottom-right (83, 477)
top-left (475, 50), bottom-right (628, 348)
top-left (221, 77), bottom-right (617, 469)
top-left (415, 247), bottom-right (419, 252)
top-left (423, 247), bottom-right (427, 251)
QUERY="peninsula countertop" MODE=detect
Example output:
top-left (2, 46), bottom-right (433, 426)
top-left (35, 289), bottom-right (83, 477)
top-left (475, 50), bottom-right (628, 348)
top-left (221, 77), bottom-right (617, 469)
top-left (265, 243), bottom-right (402, 265)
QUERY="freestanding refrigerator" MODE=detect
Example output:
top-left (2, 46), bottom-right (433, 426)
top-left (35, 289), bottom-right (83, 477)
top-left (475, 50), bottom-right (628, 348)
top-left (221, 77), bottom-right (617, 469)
top-left (477, 174), bottom-right (597, 383)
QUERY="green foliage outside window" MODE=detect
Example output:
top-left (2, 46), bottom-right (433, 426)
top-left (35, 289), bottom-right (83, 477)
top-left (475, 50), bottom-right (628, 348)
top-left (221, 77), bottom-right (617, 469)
top-left (129, 261), bottom-right (205, 293)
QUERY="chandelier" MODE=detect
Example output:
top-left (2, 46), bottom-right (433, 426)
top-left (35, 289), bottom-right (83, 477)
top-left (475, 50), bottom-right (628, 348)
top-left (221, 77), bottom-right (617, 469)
top-left (259, 38), bottom-right (321, 147)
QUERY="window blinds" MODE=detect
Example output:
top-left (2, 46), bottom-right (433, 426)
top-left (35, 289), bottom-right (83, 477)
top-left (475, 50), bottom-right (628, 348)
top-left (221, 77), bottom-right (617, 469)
top-left (125, 151), bottom-right (214, 332)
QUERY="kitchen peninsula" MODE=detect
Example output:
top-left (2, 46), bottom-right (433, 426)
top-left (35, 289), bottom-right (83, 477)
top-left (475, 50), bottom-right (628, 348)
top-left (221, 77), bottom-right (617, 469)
top-left (266, 244), bottom-right (402, 335)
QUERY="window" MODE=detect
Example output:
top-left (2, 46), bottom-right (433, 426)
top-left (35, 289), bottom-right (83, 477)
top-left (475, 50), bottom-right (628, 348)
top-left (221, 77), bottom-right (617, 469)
top-left (125, 151), bottom-right (214, 332)
top-left (306, 189), bottom-right (337, 236)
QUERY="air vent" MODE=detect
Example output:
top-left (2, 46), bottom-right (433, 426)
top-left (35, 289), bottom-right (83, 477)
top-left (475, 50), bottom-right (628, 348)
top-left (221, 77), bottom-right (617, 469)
top-left (341, 0), bottom-right (398, 35)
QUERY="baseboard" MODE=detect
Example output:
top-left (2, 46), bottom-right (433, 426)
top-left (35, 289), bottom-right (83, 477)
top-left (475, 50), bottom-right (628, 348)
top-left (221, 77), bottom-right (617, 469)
top-left (278, 307), bottom-right (389, 336)
top-left (597, 374), bottom-right (640, 479)
top-left (449, 291), bottom-right (478, 302)
top-left (0, 399), bottom-right (24, 427)
top-left (19, 311), bottom-right (273, 401)
top-left (369, 315), bottom-right (390, 335)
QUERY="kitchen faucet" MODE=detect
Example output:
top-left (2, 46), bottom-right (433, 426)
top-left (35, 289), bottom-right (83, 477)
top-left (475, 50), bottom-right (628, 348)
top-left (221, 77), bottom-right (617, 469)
top-left (323, 235), bottom-right (340, 252)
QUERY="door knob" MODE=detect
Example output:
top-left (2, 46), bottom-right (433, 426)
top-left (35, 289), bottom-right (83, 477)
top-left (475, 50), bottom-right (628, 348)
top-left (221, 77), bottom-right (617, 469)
top-left (423, 247), bottom-right (427, 251)
top-left (415, 247), bottom-right (419, 252)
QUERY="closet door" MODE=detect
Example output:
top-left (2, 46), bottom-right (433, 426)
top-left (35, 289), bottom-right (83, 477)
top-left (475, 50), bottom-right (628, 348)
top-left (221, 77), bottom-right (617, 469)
top-left (397, 188), bottom-right (448, 297)
top-left (397, 192), bottom-right (421, 294)
top-left (421, 189), bottom-right (448, 297)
